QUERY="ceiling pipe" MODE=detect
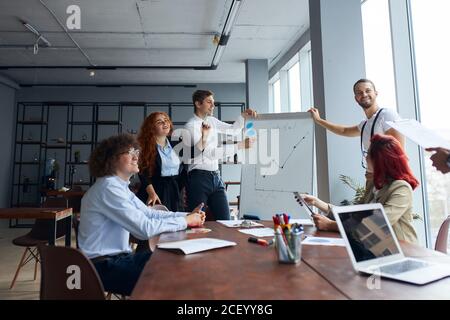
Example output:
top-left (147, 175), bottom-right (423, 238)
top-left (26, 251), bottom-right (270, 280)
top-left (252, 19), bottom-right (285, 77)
top-left (209, 0), bottom-right (243, 70)
top-left (1, 0), bottom-right (243, 70)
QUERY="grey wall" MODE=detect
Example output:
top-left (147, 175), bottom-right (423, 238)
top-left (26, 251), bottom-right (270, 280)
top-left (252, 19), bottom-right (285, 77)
top-left (16, 83), bottom-right (246, 103)
top-left (0, 82), bottom-right (17, 226)
top-left (245, 60), bottom-right (270, 113)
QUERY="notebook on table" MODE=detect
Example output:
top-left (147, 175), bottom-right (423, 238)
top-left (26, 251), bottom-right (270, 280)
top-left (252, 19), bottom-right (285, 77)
top-left (157, 238), bottom-right (237, 255)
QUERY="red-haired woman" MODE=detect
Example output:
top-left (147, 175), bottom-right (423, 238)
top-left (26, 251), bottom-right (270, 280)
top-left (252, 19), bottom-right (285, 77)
top-left (136, 112), bottom-right (186, 212)
top-left (296, 134), bottom-right (419, 243)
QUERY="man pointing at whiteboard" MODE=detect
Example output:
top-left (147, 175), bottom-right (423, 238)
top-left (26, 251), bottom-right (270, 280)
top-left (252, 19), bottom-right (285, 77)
top-left (308, 79), bottom-right (405, 181)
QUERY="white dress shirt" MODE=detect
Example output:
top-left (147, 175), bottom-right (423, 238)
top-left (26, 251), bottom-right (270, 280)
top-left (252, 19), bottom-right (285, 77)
top-left (357, 108), bottom-right (401, 152)
top-left (78, 175), bottom-right (187, 259)
top-left (183, 114), bottom-right (244, 172)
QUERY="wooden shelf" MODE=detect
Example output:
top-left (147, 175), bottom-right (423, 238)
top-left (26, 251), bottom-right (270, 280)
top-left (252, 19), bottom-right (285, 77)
top-left (12, 203), bottom-right (40, 208)
top-left (44, 144), bottom-right (67, 149)
top-left (14, 162), bottom-right (40, 165)
top-left (18, 120), bottom-right (47, 125)
top-left (67, 141), bottom-right (93, 145)
top-left (68, 121), bottom-right (93, 125)
top-left (72, 182), bottom-right (91, 186)
top-left (96, 121), bottom-right (122, 125)
top-left (16, 141), bottom-right (42, 145)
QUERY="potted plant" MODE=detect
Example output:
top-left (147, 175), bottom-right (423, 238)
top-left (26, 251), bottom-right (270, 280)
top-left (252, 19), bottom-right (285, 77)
top-left (338, 174), bottom-right (366, 205)
top-left (339, 174), bottom-right (422, 220)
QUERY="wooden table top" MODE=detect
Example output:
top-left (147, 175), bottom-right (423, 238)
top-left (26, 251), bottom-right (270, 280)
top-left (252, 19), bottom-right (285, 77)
top-left (132, 221), bottom-right (347, 300)
top-left (0, 207), bottom-right (73, 220)
top-left (131, 221), bottom-right (450, 300)
top-left (44, 190), bottom-right (85, 198)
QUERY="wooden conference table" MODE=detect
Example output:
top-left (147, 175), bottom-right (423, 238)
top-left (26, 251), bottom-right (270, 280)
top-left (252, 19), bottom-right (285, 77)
top-left (131, 221), bottom-right (450, 300)
top-left (0, 207), bottom-right (73, 246)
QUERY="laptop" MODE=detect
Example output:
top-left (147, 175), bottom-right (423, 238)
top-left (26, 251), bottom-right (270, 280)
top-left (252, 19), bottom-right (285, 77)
top-left (332, 203), bottom-right (450, 285)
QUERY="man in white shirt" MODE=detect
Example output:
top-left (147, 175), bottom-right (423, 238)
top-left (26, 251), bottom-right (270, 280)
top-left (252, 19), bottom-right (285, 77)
top-left (182, 90), bottom-right (257, 220)
top-left (308, 79), bottom-right (405, 180)
top-left (78, 134), bottom-right (205, 296)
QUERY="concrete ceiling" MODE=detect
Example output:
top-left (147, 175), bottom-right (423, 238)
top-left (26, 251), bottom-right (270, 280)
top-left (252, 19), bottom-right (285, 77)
top-left (0, 0), bottom-right (309, 85)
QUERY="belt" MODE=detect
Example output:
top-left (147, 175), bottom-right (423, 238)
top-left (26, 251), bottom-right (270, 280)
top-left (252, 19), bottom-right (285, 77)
top-left (189, 169), bottom-right (220, 175)
top-left (90, 252), bottom-right (127, 264)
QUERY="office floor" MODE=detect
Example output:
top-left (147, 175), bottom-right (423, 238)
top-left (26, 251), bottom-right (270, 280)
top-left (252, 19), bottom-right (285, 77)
top-left (0, 226), bottom-right (87, 300)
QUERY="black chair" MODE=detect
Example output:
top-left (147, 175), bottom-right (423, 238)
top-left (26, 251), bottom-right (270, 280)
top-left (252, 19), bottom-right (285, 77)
top-left (9, 198), bottom-right (69, 289)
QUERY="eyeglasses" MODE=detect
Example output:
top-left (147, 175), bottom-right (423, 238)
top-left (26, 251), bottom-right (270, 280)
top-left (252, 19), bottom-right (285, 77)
top-left (121, 148), bottom-right (140, 157)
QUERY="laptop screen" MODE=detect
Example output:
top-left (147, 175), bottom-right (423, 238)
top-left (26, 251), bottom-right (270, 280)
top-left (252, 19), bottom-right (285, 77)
top-left (338, 209), bottom-right (400, 262)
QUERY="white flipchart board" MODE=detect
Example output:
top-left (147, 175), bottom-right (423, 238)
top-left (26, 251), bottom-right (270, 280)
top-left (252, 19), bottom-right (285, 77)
top-left (239, 112), bottom-right (315, 220)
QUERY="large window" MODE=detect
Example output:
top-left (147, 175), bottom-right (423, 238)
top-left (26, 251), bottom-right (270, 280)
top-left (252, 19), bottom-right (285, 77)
top-left (288, 62), bottom-right (301, 112)
top-left (410, 0), bottom-right (450, 249)
top-left (272, 79), bottom-right (281, 113)
top-left (269, 44), bottom-right (312, 113)
top-left (361, 0), bottom-right (397, 110)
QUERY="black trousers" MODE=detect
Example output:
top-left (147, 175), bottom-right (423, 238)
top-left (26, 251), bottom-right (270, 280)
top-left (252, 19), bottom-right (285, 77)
top-left (152, 175), bottom-right (184, 212)
top-left (186, 170), bottom-right (230, 220)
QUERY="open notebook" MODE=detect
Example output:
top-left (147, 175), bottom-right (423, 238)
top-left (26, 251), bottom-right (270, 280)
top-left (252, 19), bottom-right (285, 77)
top-left (157, 238), bottom-right (237, 255)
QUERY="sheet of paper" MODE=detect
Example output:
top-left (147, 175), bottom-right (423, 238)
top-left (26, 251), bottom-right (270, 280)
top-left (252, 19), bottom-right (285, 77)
top-left (387, 119), bottom-right (450, 149)
top-left (217, 220), bottom-right (265, 228)
top-left (238, 227), bottom-right (275, 237)
top-left (157, 238), bottom-right (236, 255)
top-left (290, 218), bottom-right (314, 226)
top-left (302, 237), bottom-right (345, 247)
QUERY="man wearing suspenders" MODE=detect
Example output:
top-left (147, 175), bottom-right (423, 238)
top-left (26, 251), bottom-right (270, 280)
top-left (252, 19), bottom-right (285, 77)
top-left (307, 79), bottom-right (405, 183)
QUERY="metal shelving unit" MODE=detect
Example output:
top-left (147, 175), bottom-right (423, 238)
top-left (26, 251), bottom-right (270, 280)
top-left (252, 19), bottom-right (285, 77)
top-left (10, 101), bottom-right (244, 227)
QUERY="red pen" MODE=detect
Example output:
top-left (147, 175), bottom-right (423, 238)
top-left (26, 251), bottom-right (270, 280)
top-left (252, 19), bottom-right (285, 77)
top-left (248, 237), bottom-right (273, 246)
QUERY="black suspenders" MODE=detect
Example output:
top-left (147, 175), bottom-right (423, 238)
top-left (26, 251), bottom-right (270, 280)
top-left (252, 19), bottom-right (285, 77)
top-left (360, 108), bottom-right (384, 157)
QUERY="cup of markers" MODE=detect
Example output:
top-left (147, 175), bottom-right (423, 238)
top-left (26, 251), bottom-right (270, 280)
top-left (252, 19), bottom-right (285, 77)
top-left (273, 213), bottom-right (303, 264)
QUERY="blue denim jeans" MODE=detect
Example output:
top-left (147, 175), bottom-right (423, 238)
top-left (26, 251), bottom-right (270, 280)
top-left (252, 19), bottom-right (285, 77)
top-left (93, 250), bottom-right (151, 296)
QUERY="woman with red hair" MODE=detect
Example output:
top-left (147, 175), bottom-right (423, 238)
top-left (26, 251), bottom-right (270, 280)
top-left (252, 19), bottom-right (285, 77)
top-left (296, 134), bottom-right (419, 243)
top-left (136, 112), bottom-right (186, 211)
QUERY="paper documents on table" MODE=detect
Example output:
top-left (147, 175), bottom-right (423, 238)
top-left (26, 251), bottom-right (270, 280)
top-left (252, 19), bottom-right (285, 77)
top-left (386, 119), bottom-right (450, 149)
top-left (290, 218), bottom-right (314, 226)
top-left (157, 238), bottom-right (237, 255)
top-left (238, 228), bottom-right (275, 237)
top-left (302, 237), bottom-right (345, 247)
top-left (217, 220), bottom-right (265, 228)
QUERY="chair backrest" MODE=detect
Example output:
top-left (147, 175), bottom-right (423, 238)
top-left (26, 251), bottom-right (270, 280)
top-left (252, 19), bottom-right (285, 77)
top-left (435, 216), bottom-right (450, 254)
top-left (37, 244), bottom-right (105, 300)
